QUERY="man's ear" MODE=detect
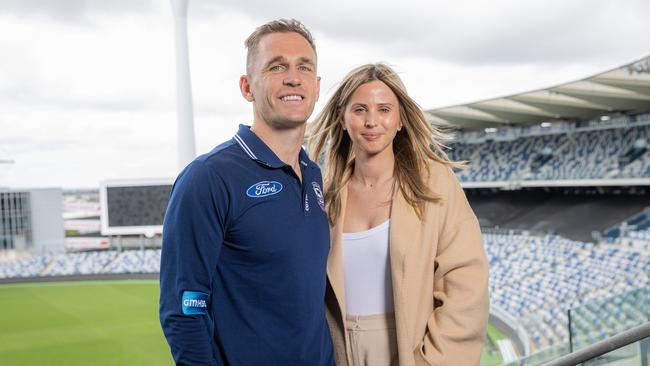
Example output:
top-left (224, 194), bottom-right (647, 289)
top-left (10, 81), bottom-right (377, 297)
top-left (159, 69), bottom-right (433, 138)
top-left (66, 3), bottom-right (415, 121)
top-left (315, 76), bottom-right (321, 102)
top-left (239, 75), bottom-right (254, 102)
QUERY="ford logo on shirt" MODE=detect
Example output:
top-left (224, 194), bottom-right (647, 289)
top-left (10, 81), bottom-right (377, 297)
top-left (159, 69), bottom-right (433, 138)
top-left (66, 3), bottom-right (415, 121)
top-left (246, 181), bottom-right (283, 198)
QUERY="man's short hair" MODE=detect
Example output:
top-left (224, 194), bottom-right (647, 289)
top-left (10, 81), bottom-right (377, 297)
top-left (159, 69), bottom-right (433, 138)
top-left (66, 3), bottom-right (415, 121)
top-left (244, 18), bottom-right (316, 75)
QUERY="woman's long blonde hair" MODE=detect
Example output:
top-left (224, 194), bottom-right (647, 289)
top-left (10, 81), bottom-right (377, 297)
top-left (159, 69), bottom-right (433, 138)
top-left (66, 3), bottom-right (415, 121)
top-left (307, 63), bottom-right (464, 225)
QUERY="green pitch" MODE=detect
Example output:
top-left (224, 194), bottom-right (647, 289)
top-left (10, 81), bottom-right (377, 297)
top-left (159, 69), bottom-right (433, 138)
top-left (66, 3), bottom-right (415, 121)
top-left (480, 323), bottom-right (507, 366)
top-left (0, 280), bottom-right (173, 366)
top-left (0, 280), bottom-right (509, 365)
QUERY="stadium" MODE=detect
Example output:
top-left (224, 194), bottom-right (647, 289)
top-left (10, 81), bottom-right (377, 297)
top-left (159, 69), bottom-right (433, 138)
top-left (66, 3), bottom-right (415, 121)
top-left (1, 2), bottom-right (650, 364)
top-left (1, 55), bottom-right (648, 365)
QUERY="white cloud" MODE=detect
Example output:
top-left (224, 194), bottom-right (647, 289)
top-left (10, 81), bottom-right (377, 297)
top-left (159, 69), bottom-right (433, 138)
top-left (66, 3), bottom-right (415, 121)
top-left (1, 0), bottom-right (649, 188)
top-left (191, 0), bottom-right (650, 65)
top-left (1, 0), bottom-right (154, 22)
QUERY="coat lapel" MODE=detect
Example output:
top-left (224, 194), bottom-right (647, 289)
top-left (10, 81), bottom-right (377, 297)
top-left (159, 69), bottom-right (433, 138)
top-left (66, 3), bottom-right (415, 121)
top-left (327, 186), bottom-right (347, 319)
top-left (389, 187), bottom-right (421, 287)
top-left (390, 188), bottom-right (422, 366)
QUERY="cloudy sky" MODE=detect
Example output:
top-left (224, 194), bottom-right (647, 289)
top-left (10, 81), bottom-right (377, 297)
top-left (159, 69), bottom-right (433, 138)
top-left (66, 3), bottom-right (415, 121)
top-left (1, 0), bottom-right (649, 189)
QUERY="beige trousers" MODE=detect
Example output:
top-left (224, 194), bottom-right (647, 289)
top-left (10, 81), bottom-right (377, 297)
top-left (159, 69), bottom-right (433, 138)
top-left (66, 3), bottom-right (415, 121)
top-left (345, 313), bottom-right (399, 366)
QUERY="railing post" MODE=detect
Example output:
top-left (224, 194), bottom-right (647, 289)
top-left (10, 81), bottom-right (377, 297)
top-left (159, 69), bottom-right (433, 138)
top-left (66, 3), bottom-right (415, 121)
top-left (641, 337), bottom-right (648, 366)
top-left (567, 308), bottom-right (573, 353)
top-left (543, 322), bottom-right (650, 366)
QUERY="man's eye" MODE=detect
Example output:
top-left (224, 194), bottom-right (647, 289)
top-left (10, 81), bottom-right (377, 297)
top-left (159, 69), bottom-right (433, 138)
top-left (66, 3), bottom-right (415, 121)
top-left (299, 65), bottom-right (312, 72)
top-left (270, 65), bottom-right (285, 72)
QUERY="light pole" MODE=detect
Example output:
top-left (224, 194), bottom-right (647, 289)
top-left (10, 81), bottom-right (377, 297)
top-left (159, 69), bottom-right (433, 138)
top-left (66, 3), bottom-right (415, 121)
top-left (170, 0), bottom-right (197, 171)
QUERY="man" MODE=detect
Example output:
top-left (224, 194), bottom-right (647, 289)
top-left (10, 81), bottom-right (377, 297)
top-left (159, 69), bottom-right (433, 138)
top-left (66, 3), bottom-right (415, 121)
top-left (159, 19), bottom-right (334, 365)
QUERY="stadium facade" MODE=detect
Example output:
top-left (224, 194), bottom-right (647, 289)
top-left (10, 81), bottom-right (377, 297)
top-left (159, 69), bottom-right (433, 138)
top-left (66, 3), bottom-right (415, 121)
top-left (0, 188), bottom-right (64, 254)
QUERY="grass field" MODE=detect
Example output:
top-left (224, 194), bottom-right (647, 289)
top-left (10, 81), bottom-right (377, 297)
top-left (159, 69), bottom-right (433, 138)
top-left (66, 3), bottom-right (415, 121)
top-left (481, 324), bottom-right (507, 366)
top-left (0, 280), bottom-right (173, 366)
top-left (0, 280), bottom-right (507, 365)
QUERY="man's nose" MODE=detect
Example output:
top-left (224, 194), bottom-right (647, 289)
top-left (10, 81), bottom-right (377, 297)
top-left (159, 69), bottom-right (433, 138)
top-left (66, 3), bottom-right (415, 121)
top-left (283, 67), bottom-right (302, 87)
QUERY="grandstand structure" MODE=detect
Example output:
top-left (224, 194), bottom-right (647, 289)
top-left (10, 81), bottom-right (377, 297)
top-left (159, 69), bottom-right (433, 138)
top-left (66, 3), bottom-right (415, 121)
top-left (1, 56), bottom-right (649, 365)
top-left (428, 56), bottom-right (650, 130)
top-left (433, 55), bottom-right (650, 364)
top-left (448, 113), bottom-right (650, 186)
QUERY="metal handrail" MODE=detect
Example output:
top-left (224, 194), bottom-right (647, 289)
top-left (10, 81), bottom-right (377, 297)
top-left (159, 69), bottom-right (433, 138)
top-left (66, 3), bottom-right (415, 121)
top-left (543, 321), bottom-right (650, 366)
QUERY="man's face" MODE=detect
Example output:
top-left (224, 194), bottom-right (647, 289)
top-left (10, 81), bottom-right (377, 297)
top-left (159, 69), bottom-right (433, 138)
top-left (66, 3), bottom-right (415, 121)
top-left (240, 32), bottom-right (320, 130)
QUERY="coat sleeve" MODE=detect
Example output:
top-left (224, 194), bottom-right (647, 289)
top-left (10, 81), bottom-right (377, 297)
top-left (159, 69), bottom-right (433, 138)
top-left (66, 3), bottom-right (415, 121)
top-left (418, 167), bottom-right (489, 366)
top-left (159, 160), bottom-right (228, 366)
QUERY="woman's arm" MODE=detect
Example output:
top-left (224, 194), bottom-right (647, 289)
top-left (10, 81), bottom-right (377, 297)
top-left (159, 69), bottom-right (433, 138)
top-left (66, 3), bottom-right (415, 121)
top-left (417, 168), bottom-right (489, 366)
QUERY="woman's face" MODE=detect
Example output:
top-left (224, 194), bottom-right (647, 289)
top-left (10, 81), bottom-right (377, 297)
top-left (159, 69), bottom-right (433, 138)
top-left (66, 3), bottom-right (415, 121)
top-left (341, 80), bottom-right (402, 159)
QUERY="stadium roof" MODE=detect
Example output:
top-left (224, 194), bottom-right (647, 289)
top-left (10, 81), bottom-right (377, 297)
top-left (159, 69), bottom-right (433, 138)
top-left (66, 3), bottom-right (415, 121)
top-left (426, 55), bottom-right (650, 130)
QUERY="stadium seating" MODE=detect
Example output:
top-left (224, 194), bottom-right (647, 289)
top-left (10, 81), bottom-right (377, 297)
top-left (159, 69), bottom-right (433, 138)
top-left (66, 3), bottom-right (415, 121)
top-left (604, 211), bottom-right (650, 253)
top-left (486, 233), bottom-right (649, 352)
top-left (0, 249), bottom-right (161, 279)
top-left (569, 288), bottom-right (648, 350)
top-left (43, 251), bottom-right (118, 276)
top-left (449, 114), bottom-right (650, 182)
top-left (0, 254), bottom-right (53, 278)
top-left (102, 249), bottom-right (160, 274)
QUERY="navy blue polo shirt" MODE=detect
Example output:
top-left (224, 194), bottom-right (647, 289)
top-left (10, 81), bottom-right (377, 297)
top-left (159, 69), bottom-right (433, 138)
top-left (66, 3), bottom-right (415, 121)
top-left (160, 125), bottom-right (334, 366)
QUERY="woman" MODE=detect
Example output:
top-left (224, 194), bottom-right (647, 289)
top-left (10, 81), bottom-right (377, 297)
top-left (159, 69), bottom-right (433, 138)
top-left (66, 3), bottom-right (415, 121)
top-left (308, 64), bottom-right (489, 366)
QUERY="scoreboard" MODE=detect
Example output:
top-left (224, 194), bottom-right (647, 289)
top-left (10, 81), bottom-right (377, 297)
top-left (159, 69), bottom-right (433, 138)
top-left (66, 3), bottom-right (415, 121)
top-left (100, 178), bottom-right (173, 236)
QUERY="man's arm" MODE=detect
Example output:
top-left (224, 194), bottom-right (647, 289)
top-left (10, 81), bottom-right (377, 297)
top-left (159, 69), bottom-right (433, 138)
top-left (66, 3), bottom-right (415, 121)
top-left (159, 160), bottom-right (227, 365)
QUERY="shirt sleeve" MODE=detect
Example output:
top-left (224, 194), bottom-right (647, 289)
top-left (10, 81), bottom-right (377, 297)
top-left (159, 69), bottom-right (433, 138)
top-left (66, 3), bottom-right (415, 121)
top-left (159, 160), bottom-right (228, 366)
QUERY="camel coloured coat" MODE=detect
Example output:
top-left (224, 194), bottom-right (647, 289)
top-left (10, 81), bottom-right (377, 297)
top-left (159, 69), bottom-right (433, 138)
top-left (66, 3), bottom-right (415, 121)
top-left (325, 161), bottom-right (489, 366)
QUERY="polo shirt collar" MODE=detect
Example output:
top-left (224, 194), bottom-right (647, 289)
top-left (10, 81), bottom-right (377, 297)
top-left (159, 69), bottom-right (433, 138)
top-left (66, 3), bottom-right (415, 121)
top-left (233, 124), bottom-right (318, 170)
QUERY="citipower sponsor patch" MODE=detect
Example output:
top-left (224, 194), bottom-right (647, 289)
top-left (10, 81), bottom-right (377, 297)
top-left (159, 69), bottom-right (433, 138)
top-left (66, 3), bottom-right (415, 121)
top-left (181, 291), bottom-right (209, 315)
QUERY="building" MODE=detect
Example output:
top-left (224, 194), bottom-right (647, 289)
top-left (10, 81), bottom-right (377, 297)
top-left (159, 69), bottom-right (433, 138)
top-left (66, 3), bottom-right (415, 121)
top-left (0, 188), bottom-right (64, 253)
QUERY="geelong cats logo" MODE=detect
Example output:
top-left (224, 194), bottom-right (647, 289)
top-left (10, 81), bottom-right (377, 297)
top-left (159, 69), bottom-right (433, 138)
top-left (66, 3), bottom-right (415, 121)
top-left (312, 182), bottom-right (325, 211)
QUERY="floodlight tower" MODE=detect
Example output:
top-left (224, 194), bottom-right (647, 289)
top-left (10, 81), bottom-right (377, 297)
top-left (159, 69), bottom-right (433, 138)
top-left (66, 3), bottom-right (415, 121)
top-left (170, 0), bottom-right (197, 171)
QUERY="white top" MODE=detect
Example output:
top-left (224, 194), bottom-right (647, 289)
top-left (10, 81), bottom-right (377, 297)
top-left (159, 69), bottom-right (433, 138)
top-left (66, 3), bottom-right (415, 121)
top-left (342, 220), bottom-right (394, 316)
